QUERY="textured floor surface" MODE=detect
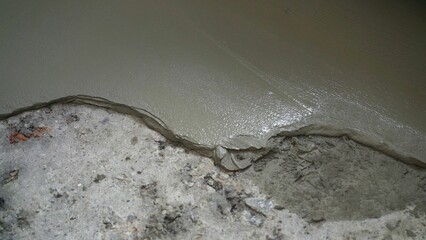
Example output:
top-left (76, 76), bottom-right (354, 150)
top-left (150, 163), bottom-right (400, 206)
top-left (0, 104), bottom-right (425, 239)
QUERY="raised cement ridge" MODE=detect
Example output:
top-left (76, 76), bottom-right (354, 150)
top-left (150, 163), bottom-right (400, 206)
top-left (1, 96), bottom-right (424, 171)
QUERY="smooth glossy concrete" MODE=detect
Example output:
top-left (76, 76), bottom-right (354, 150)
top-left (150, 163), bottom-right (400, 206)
top-left (0, 1), bottom-right (425, 165)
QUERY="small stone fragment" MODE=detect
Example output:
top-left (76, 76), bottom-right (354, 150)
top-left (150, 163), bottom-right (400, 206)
top-left (274, 205), bottom-right (285, 210)
top-left (156, 140), bottom-right (166, 150)
top-left (204, 173), bottom-right (223, 191)
top-left (93, 174), bottom-right (106, 183)
top-left (140, 182), bottom-right (158, 197)
top-left (65, 114), bottom-right (80, 124)
top-left (103, 220), bottom-right (113, 229)
top-left (242, 210), bottom-right (264, 227)
top-left (244, 198), bottom-right (274, 216)
top-left (49, 188), bottom-right (64, 198)
top-left (2, 169), bottom-right (20, 184)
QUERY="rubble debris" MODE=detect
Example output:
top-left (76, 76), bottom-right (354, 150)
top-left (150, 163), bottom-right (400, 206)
top-left (8, 127), bottom-right (49, 144)
top-left (244, 198), bottom-right (274, 216)
top-left (93, 174), bottom-right (106, 183)
top-left (2, 169), bottom-right (20, 185)
top-left (156, 140), bottom-right (167, 150)
top-left (143, 205), bottom-right (191, 239)
top-left (203, 173), bottom-right (223, 191)
top-left (242, 210), bottom-right (264, 227)
top-left (140, 182), bottom-right (158, 198)
top-left (65, 114), bottom-right (80, 124)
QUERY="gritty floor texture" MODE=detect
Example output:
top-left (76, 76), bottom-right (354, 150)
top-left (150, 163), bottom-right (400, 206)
top-left (0, 104), bottom-right (425, 239)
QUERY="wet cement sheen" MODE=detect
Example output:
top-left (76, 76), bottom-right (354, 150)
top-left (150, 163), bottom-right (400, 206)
top-left (0, 1), bottom-right (425, 164)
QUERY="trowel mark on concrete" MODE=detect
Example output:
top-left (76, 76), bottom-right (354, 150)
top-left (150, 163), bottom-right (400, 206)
top-left (241, 135), bottom-right (426, 222)
top-left (0, 95), bottom-right (425, 171)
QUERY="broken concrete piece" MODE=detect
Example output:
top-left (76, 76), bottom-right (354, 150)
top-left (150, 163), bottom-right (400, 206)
top-left (244, 198), bottom-right (274, 216)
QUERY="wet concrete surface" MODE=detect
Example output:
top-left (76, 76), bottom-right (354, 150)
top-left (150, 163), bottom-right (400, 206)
top-left (0, 0), bottom-right (425, 165)
top-left (1, 104), bottom-right (425, 239)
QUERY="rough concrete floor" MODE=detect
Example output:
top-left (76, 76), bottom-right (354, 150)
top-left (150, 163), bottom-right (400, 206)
top-left (0, 104), bottom-right (425, 240)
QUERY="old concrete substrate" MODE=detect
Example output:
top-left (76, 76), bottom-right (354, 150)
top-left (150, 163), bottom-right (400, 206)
top-left (0, 104), bottom-right (425, 239)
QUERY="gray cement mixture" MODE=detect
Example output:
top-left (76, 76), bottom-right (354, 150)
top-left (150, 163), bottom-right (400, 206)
top-left (1, 0), bottom-right (425, 167)
top-left (1, 104), bottom-right (425, 239)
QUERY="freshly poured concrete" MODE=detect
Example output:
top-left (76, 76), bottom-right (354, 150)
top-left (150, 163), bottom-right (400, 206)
top-left (1, 1), bottom-right (425, 165)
